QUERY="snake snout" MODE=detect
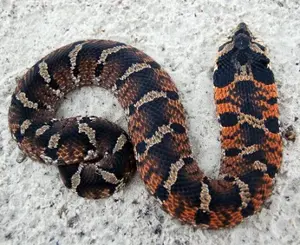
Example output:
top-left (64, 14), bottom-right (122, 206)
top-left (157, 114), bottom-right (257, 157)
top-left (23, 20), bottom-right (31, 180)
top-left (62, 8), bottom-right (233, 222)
top-left (234, 22), bottom-right (252, 36)
top-left (236, 22), bottom-right (248, 32)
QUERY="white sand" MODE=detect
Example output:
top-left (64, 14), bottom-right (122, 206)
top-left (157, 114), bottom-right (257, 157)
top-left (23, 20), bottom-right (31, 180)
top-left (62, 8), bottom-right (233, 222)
top-left (1, 0), bottom-right (300, 244)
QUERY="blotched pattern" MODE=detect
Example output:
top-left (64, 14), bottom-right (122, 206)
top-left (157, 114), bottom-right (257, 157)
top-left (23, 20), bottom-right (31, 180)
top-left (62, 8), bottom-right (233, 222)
top-left (8, 23), bottom-right (282, 229)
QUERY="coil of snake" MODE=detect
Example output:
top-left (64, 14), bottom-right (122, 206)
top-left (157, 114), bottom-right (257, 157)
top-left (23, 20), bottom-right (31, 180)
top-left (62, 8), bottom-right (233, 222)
top-left (8, 23), bottom-right (282, 229)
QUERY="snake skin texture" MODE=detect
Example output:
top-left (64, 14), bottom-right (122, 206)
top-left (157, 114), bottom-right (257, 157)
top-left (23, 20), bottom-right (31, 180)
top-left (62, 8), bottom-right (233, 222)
top-left (8, 23), bottom-right (282, 229)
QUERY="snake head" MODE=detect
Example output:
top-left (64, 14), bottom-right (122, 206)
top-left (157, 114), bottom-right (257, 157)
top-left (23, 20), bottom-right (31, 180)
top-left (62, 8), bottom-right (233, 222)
top-left (232, 22), bottom-right (253, 50)
top-left (217, 22), bottom-right (267, 57)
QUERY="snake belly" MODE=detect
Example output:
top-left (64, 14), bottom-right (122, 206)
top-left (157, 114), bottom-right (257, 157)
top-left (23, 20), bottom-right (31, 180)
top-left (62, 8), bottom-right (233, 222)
top-left (8, 23), bottom-right (282, 229)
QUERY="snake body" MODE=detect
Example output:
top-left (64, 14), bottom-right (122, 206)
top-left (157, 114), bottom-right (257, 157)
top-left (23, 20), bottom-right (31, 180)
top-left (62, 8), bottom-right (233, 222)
top-left (8, 23), bottom-right (282, 229)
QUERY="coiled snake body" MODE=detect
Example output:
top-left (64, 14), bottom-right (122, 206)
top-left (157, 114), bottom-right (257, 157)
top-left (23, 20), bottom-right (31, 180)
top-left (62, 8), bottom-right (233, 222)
top-left (8, 23), bottom-right (282, 229)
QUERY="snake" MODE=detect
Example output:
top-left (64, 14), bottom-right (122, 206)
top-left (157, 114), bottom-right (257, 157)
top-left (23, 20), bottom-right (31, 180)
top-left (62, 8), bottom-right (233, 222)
top-left (8, 23), bottom-right (282, 229)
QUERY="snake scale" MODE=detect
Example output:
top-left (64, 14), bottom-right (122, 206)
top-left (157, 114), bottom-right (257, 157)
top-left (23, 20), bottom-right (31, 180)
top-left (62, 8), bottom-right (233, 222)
top-left (8, 23), bottom-right (282, 229)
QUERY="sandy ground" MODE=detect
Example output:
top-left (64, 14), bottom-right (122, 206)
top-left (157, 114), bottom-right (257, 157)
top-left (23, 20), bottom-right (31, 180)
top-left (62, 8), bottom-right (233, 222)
top-left (0, 0), bottom-right (300, 244)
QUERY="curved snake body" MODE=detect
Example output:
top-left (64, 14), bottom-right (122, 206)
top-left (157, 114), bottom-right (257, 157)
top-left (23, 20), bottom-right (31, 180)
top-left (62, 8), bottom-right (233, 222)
top-left (8, 23), bottom-right (282, 229)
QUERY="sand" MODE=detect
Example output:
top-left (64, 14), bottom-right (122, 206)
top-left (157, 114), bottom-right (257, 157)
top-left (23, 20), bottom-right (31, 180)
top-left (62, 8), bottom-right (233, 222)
top-left (0, 0), bottom-right (300, 244)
